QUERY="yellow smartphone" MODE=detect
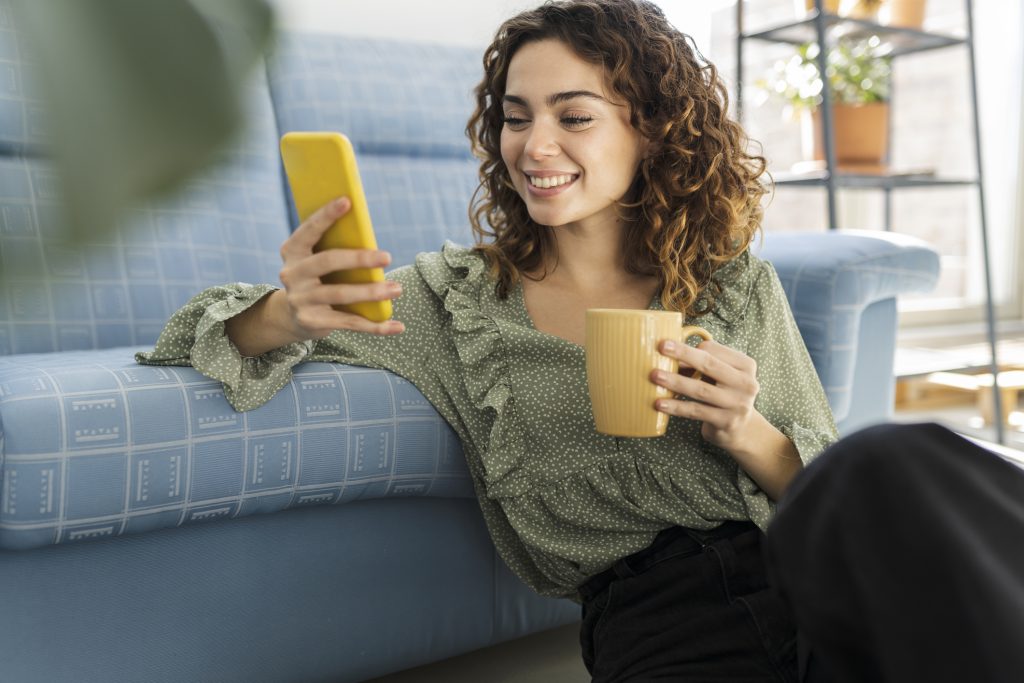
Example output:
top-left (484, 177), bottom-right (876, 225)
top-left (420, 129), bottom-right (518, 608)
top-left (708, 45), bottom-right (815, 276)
top-left (279, 131), bottom-right (392, 322)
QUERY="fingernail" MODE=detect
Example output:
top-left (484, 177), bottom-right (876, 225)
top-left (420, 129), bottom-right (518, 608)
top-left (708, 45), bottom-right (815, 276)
top-left (334, 197), bottom-right (348, 210)
top-left (663, 340), bottom-right (676, 352)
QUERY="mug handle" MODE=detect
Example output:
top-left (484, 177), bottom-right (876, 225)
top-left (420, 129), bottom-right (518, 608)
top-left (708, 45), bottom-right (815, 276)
top-left (678, 325), bottom-right (712, 381)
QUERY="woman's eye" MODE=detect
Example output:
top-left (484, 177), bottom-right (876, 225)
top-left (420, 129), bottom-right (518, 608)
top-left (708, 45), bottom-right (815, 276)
top-left (503, 116), bottom-right (529, 128)
top-left (562, 115), bottom-right (593, 128)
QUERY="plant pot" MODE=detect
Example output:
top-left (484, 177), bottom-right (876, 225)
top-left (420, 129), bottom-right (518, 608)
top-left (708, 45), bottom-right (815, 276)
top-left (795, 0), bottom-right (841, 15)
top-left (840, 0), bottom-right (883, 21)
top-left (800, 102), bottom-right (889, 172)
top-left (879, 0), bottom-right (927, 29)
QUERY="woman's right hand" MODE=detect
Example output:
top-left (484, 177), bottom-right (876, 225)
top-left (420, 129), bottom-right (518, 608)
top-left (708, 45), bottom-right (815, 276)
top-left (225, 197), bottom-right (405, 357)
top-left (276, 196), bottom-right (406, 340)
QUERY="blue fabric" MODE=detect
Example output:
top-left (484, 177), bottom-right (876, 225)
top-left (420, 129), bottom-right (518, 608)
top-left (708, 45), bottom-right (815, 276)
top-left (842, 299), bottom-right (900, 435)
top-left (0, 4), bottom-right (46, 154)
top-left (268, 34), bottom-right (481, 160)
top-left (0, 76), bottom-right (288, 353)
top-left (756, 230), bottom-right (939, 425)
top-left (0, 497), bottom-right (578, 683)
top-left (0, 347), bottom-right (473, 550)
top-left (267, 33), bottom-right (480, 266)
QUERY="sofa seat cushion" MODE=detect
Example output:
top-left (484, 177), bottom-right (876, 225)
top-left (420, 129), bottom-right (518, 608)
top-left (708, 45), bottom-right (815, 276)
top-left (0, 346), bottom-right (472, 550)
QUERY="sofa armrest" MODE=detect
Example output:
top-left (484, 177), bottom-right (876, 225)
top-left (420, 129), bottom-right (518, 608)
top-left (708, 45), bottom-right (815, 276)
top-left (0, 348), bottom-right (472, 551)
top-left (756, 230), bottom-right (940, 427)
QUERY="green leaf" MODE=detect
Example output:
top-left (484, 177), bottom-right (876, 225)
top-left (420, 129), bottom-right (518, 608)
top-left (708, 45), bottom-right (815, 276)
top-left (757, 37), bottom-right (891, 110)
top-left (11, 0), bottom-right (275, 245)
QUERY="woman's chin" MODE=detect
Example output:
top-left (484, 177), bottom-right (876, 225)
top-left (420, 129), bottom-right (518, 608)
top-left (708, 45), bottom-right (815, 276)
top-left (524, 208), bottom-right (570, 229)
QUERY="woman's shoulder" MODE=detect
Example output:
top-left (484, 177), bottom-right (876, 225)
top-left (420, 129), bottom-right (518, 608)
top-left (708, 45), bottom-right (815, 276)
top-left (715, 246), bottom-right (774, 279)
top-left (709, 248), bottom-right (776, 324)
top-left (381, 242), bottom-right (492, 316)
top-left (384, 243), bottom-right (480, 282)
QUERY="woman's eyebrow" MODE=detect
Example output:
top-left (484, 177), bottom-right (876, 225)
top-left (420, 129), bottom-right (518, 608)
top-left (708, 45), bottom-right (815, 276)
top-left (502, 90), bottom-right (610, 107)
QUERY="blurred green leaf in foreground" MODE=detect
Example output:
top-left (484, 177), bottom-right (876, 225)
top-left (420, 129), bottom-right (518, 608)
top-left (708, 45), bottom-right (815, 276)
top-left (10, 0), bottom-right (275, 245)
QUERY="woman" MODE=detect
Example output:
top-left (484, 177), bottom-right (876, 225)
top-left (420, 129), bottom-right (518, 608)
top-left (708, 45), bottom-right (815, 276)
top-left (138, 0), bottom-right (836, 679)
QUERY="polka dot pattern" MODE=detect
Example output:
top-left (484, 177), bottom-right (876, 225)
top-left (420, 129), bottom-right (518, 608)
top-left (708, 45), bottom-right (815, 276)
top-left (137, 241), bottom-right (838, 601)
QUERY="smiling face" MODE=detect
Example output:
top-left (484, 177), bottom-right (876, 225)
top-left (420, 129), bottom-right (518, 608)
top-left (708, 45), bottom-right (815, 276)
top-left (499, 39), bottom-right (649, 232)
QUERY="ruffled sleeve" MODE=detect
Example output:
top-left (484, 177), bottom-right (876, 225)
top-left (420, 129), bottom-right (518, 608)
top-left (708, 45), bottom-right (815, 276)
top-left (732, 257), bottom-right (840, 520)
top-left (135, 283), bottom-right (314, 411)
top-left (135, 262), bottom-right (449, 413)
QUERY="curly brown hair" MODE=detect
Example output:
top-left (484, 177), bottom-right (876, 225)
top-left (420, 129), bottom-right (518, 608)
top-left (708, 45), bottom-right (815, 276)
top-left (465, 0), bottom-right (768, 317)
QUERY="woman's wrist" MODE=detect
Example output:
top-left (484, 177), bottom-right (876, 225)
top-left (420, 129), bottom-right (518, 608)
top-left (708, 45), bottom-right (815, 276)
top-left (726, 413), bottom-right (803, 501)
top-left (226, 289), bottom-right (306, 357)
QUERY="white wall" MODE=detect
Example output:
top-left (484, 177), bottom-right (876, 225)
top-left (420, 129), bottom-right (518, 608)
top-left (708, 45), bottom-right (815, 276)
top-left (269, 0), bottom-right (722, 56)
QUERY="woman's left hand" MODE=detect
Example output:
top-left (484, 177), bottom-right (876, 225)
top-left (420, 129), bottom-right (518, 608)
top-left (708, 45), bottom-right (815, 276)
top-left (651, 338), bottom-right (761, 455)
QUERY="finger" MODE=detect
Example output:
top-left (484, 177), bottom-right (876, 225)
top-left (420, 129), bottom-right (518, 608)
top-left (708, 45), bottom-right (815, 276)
top-left (699, 339), bottom-right (757, 374)
top-left (662, 341), bottom-right (745, 386)
top-left (335, 316), bottom-right (406, 336)
top-left (660, 339), bottom-right (747, 371)
top-left (305, 281), bottom-right (402, 307)
top-left (654, 396), bottom-right (728, 425)
top-left (651, 369), bottom-right (727, 406)
top-left (301, 248), bottom-right (393, 279)
top-left (299, 307), bottom-right (406, 337)
top-left (280, 249), bottom-right (392, 291)
top-left (282, 197), bottom-right (350, 257)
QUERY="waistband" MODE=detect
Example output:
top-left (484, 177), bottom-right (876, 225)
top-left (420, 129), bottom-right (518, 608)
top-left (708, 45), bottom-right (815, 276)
top-left (577, 520), bottom-right (757, 603)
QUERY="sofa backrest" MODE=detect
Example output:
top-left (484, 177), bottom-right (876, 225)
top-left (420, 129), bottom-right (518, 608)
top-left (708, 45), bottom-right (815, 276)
top-left (0, 6), bottom-right (288, 355)
top-left (0, 24), bottom-right (488, 356)
top-left (267, 33), bottom-right (480, 266)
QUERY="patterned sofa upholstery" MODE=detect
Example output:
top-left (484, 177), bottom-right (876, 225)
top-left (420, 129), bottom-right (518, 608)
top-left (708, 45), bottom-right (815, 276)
top-left (0, 21), bottom-right (939, 683)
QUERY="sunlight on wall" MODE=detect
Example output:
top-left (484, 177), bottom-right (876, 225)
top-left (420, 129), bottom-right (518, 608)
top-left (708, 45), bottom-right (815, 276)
top-left (268, 0), bottom-right (723, 56)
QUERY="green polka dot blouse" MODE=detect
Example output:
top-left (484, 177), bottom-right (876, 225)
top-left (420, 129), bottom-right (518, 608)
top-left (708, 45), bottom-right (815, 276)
top-left (136, 242), bottom-right (838, 601)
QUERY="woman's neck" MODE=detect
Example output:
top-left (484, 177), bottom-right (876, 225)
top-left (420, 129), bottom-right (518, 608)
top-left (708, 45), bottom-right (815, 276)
top-left (532, 221), bottom-right (636, 292)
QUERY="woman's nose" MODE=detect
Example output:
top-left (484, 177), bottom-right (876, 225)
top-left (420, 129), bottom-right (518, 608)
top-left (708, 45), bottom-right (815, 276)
top-left (523, 120), bottom-right (560, 160)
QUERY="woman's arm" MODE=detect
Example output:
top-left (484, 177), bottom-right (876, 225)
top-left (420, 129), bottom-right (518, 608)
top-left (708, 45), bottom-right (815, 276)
top-left (652, 338), bottom-right (803, 500)
top-left (651, 261), bottom-right (838, 502)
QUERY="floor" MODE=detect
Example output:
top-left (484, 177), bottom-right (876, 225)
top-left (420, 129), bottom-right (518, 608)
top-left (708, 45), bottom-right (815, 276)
top-left (894, 334), bottom-right (1024, 450)
top-left (366, 622), bottom-right (589, 683)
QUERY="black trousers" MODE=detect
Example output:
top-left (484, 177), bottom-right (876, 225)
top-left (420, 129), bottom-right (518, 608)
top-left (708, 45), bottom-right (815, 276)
top-left (579, 422), bottom-right (1024, 682)
top-left (765, 421), bottom-right (1024, 683)
top-left (579, 521), bottom-right (799, 682)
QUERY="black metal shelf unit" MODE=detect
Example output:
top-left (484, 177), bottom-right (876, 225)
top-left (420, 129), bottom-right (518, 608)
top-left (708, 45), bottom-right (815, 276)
top-left (743, 12), bottom-right (965, 56)
top-left (771, 171), bottom-right (977, 189)
top-left (735, 0), bottom-right (1005, 443)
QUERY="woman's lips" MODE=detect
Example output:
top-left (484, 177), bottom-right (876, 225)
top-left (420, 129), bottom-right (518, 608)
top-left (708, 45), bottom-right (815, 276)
top-left (524, 172), bottom-right (579, 197)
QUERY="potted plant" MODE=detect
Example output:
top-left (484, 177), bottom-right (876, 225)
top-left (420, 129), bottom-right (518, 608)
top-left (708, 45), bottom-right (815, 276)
top-left (758, 37), bottom-right (892, 173)
top-left (878, 0), bottom-right (927, 29)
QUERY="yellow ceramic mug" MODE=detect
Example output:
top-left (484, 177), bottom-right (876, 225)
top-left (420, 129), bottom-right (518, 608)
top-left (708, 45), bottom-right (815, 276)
top-left (585, 309), bottom-right (712, 438)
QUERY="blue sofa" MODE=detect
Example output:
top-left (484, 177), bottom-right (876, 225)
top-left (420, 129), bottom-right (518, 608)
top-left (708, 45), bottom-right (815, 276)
top-left (0, 26), bottom-right (939, 683)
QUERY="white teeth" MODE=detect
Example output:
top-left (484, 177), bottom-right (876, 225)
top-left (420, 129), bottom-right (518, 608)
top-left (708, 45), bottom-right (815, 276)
top-left (528, 174), bottom-right (575, 189)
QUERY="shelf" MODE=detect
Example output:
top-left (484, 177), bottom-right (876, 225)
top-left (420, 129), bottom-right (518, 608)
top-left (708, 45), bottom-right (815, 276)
top-left (771, 170), bottom-right (977, 189)
top-left (742, 11), bottom-right (966, 58)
